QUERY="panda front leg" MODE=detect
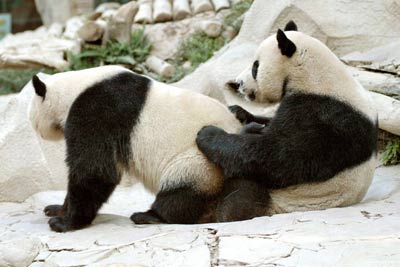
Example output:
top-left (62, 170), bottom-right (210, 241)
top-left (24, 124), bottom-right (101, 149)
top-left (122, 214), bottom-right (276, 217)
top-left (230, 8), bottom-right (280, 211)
top-left (46, 169), bottom-right (118, 232)
top-left (229, 105), bottom-right (271, 125)
top-left (131, 186), bottom-right (214, 224)
top-left (44, 192), bottom-right (69, 217)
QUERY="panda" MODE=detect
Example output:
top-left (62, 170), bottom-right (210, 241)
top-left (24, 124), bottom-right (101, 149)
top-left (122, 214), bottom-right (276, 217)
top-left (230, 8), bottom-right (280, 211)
top-left (29, 65), bottom-right (242, 232)
top-left (196, 21), bottom-right (378, 221)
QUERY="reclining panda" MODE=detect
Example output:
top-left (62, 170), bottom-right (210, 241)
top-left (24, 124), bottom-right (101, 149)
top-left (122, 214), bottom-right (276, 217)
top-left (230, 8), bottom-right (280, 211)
top-left (29, 65), bottom-right (242, 232)
top-left (196, 21), bottom-right (378, 221)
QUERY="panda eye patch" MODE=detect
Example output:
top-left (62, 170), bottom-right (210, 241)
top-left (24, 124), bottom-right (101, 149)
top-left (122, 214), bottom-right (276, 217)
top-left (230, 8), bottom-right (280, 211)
top-left (252, 60), bottom-right (259, 80)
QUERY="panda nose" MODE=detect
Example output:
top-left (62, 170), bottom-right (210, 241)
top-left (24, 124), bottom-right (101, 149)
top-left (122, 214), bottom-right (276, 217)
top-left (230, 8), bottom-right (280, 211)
top-left (248, 91), bottom-right (256, 101)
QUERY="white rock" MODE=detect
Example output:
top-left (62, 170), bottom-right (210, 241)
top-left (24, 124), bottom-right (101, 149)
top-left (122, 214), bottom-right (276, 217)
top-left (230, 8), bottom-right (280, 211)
top-left (197, 20), bottom-right (222, 37)
top-left (63, 17), bottom-right (85, 40)
top-left (173, 0), bottom-right (191, 21)
top-left (78, 20), bottom-right (106, 42)
top-left (211, 0), bottom-right (230, 11)
top-left (146, 55), bottom-right (176, 77)
top-left (134, 0), bottom-right (153, 24)
top-left (95, 2), bottom-right (121, 13)
top-left (103, 1), bottom-right (138, 44)
top-left (153, 0), bottom-right (173, 22)
top-left (0, 25), bottom-right (80, 70)
top-left (191, 0), bottom-right (213, 14)
top-left (0, 166), bottom-right (399, 266)
top-left (369, 92), bottom-right (400, 136)
top-left (0, 233), bottom-right (41, 267)
top-left (342, 41), bottom-right (400, 75)
top-left (34, 0), bottom-right (71, 26)
top-left (0, 81), bottom-right (68, 202)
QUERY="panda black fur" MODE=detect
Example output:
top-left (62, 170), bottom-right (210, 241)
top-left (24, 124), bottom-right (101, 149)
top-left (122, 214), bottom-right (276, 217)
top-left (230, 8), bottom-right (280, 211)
top-left (196, 21), bottom-right (378, 221)
top-left (30, 66), bottom-right (242, 232)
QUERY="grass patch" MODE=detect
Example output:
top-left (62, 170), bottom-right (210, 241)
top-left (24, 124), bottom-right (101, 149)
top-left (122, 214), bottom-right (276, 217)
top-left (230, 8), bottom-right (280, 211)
top-left (224, 0), bottom-right (253, 33)
top-left (382, 138), bottom-right (400, 165)
top-left (0, 69), bottom-right (55, 95)
top-left (157, 32), bottom-right (227, 83)
top-left (67, 27), bottom-right (152, 72)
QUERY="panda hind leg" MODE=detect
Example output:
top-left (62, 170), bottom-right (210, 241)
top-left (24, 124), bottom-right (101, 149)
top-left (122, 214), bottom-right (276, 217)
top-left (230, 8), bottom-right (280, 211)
top-left (216, 178), bottom-right (270, 222)
top-left (47, 170), bottom-right (119, 232)
top-left (131, 186), bottom-right (214, 224)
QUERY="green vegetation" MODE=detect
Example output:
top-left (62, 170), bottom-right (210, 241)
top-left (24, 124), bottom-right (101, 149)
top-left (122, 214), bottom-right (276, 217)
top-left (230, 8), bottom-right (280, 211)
top-left (158, 32), bottom-right (227, 83)
top-left (382, 138), bottom-right (400, 165)
top-left (224, 0), bottom-right (253, 33)
top-left (67, 28), bottom-right (152, 72)
top-left (0, 0), bottom-right (256, 95)
top-left (0, 69), bottom-right (55, 95)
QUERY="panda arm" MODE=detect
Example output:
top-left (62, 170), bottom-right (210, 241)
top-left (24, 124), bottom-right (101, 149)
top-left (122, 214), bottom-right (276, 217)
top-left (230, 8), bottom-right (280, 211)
top-left (196, 125), bottom-right (266, 179)
top-left (229, 105), bottom-right (271, 125)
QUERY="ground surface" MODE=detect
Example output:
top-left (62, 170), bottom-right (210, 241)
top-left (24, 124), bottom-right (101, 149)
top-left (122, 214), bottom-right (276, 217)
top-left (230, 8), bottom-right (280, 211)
top-left (1, 165), bottom-right (400, 267)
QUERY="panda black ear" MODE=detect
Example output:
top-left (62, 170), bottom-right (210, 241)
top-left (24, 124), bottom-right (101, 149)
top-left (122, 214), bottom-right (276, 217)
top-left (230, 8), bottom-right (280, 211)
top-left (276, 29), bottom-right (296, 57)
top-left (32, 75), bottom-right (46, 99)
top-left (284, 20), bottom-right (298, 31)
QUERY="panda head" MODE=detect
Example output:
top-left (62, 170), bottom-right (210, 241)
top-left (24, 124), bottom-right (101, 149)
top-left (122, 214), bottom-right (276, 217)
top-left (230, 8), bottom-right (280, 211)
top-left (29, 74), bottom-right (65, 141)
top-left (236, 21), bottom-right (338, 103)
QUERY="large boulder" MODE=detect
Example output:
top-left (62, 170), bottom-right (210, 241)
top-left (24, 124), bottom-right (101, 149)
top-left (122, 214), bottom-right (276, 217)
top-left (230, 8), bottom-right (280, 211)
top-left (0, 78), bottom-right (68, 202)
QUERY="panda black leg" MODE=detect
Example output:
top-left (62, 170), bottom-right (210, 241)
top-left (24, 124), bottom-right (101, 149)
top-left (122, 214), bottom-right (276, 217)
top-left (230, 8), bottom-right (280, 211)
top-left (48, 171), bottom-right (118, 232)
top-left (229, 105), bottom-right (271, 125)
top-left (44, 192), bottom-right (69, 217)
top-left (130, 210), bottom-right (163, 224)
top-left (134, 186), bottom-right (212, 224)
top-left (216, 178), bottom-right (270, 222)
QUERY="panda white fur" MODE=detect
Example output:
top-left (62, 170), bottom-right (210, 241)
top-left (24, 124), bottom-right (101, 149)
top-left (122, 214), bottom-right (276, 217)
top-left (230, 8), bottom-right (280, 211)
top-left (196, 21), bottom-right (378, 220)
top-left (29, 65), bottom-right (241, 232)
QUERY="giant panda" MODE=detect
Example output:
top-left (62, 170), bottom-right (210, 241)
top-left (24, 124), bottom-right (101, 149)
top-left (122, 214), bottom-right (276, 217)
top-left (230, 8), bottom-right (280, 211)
top-left (29, 65), bottom-right (242, 232)
top-left (196, 21), bottom-right (378, 221)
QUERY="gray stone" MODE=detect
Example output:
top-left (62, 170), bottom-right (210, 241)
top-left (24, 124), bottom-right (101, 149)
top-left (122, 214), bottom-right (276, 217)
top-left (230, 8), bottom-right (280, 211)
top-left (0, 166), bottom-right (399, 266)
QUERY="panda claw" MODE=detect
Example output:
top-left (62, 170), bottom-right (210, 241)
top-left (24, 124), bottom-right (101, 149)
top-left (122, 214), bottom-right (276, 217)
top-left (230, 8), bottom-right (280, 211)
top-left (48, 217), bottom-right (70, 232)
top-left (130, 211), bottom-right (163, 224)
top-left (44, 204), bottom-right (63, 217)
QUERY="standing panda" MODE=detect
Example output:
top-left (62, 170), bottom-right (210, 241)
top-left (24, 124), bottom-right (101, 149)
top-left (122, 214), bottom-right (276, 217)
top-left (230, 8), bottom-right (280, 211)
top-left (196, 22), bottom-right (378, 221)
top-left (29, 65), bottom-right (242, 232)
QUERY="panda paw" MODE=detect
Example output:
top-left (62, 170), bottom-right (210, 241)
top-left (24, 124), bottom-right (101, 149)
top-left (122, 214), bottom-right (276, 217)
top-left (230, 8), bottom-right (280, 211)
top-left (228, 105), bottom-right (254, 124)
top-left (240, 122), bottom-right (265, 135)
top-left (197, 125), bottom-right (225, 144)
top-left (44, 204), bottom-right (64, 217)
top-left (48, 216), bottom-right (71, 232)
top-left (130, 211), bottom-right (163, 224)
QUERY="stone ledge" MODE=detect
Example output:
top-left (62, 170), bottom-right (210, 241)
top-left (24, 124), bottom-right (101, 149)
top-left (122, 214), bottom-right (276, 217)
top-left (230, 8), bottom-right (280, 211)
top-left (1, 166), bottom-right (399, 267)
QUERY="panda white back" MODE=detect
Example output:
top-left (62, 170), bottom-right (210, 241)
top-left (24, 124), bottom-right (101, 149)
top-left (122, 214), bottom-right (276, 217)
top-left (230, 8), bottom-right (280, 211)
top-left (129, 80), bottom-right (240, 193)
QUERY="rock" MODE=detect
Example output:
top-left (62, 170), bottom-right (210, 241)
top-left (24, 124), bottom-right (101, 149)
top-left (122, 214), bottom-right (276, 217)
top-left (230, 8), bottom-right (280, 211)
top-left (146, 55), bottom-right (176, 77)
top-left (35, 0), bottom-right (94, 26)
top-left (78, 20), bottom-right (106, 42)
top-left (34, 0), bottom-right (71, 26)
top-left (101, 9), bottom-right (118, 20)
top-left (0, 165), bottom-right (399, 266)
top-left (342, 41), bottom-right (400, 76)
top-left (103, 1), bottom-right (138, 44)
top-left (134, 0), bottom-right (153, 24)
top-left (348, 67), bottom-right (400, 100)
top-left (0, 79), bottom-right (68, 202)
top-left (153, 0), bottom-right (173, 22)
top-left (0, 233), bottom-right (41, 267)
top-left (369, 92), bottom-right (400, 136)
top-left (173, 0), bottom-right (191, 21)
top-left (211, 0), bottom-right (230, 12)
top-left (197, 20), bottom-right (222, 37)
top-left (0, 24), bottom-right (80, 70)
top-left (95, 2), bottom-right (121, 13)
top-left (191, 0), bottom-right (213, 14)
top-left (63, 17), bottom-right (85, 40)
